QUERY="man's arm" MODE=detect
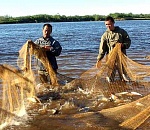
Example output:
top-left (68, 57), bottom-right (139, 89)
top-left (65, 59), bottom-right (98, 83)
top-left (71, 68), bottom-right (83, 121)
top-left (97, 35), bottom-right (108, 61)
top-left (49, 40), bottom-right (62, 56)
top-left (121, 29), bottom-right (131, 49)
top-left (96, 35), bottom-right (108, 68)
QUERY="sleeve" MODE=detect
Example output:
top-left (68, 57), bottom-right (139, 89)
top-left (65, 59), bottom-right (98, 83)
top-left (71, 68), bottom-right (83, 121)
top-left (121, 29), bottom-right (131, 49)
top-left (50, 40), bottom-right (62, 56)
top-left (97, 34), bottom-right (108, 61)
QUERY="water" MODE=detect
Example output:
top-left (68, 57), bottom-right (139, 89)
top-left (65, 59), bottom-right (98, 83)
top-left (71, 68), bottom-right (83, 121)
top-left (0, 20), bottom-right (150, 129)
top-left (0, 21), bottom-right (150, 76)
top-left (0, 21), bottom-right (150, 78)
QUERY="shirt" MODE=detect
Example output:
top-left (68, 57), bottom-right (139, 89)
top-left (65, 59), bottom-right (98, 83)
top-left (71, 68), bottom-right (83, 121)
top-left (97, 26), bottom-right (131, 61)
top-left (34, 36), bottom-right (62, 71)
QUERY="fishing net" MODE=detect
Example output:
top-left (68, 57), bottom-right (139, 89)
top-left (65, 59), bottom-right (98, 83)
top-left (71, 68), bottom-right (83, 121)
top-left (0, 64), bottom-right (35, 126)
top-left (0, 40), bottom-right (150, 129)
top-left (17, 40), bottom-right (58, 85)
top-left (0, 40), bottom-right (61, 128)
top-left (79, 43), bottom-right (150, 129)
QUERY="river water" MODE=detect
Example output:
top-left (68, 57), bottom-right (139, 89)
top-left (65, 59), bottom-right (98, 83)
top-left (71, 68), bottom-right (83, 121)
top-left (0, 20), bottom-right (150, 129)
top-left (1, 20), bottom-right (150, 77)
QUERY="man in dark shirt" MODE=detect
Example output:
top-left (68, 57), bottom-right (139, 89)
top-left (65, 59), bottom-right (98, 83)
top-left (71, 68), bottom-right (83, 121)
top-left (35, 23), bottom-right (62, 83)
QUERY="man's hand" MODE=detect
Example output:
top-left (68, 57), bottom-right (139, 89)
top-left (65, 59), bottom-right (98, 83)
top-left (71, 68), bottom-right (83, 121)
top-left (42, 45), bottom-right (53, 51)
top-left (116, 42), bottom-right (124, 48)
top-left (96, 60), bottom-right (101, 68)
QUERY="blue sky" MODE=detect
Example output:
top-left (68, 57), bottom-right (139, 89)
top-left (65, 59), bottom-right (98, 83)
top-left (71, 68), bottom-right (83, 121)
top-left (0, 0), bottom-right (149, 17)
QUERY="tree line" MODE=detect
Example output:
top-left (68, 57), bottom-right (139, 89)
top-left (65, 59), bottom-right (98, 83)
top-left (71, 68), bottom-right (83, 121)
top-left (0, 13), bottom-right (150, 24)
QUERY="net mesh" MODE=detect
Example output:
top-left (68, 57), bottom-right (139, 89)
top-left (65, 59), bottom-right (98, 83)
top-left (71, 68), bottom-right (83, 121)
top-left (79, 43), bottom-right (150, 129)
top-left (0, 64), bottom-right (35, 125)
top-left (0, 41), bottom-right (150, 129)
top-left (17, 40), bottom-right (58, 85)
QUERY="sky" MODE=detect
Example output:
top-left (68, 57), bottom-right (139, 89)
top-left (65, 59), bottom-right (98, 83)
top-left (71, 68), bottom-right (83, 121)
top-left (0, 0), bottom-right (149, 17)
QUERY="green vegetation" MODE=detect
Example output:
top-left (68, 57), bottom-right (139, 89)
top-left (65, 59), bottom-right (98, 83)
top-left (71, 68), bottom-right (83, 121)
top-left (0, 13), bottom-right (150, 24)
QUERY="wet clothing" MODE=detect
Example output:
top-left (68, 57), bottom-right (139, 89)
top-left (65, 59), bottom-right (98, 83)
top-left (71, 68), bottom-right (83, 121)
top-left (97, 26), bottom-right (131, 61)
top-left (34, 36), bottom-right (62, 72)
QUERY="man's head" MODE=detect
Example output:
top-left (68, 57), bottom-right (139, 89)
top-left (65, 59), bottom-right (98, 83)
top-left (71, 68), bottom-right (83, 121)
top-left (42, 23), bottom-right (52, 38)
top-left (105, 16), bottom-right (115, 31)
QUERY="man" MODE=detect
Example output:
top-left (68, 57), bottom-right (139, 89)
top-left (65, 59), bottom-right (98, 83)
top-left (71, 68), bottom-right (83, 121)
top-left (96, 16), bottom-right (131, 82)
top-left (35, 23), bottom-right (62, 83)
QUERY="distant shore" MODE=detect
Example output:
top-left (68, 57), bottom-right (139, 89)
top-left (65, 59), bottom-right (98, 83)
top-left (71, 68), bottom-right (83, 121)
top-left (0, 13), bottom-right (150, 24)
top-left (124, 18), bottom-right (150, 20)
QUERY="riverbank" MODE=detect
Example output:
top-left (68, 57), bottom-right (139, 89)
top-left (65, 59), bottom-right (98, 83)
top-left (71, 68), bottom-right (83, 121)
top-left (0, 13), bottom-right (150, 24)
